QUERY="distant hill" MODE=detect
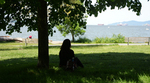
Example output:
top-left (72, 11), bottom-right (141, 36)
top-left (108, 20), bottom-right (150, 26)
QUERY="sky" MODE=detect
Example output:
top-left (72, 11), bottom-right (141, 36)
top-left (86, 0), bottom-right (150, 25)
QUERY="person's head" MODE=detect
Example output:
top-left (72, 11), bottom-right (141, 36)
top-left (61, 39), bottom-right (71, 50)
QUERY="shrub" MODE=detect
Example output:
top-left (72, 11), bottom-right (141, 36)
top-left (111, 34), bottom-right (125, 43)
top-left (94, 37), bottom-right (101, 43)
top-left (75, 37), bottom-right (92, 43)
top-left (94, 34), bottom-right (125, 43)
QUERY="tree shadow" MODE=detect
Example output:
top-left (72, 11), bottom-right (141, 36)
top-left (0, 46), bottom-right (38, 51)
top-left (0, 48), bottom-right (18, 51)
top-left (0, 52), bottom-right (150, 82)
top-left (75, 52), bottom-right (150, 82)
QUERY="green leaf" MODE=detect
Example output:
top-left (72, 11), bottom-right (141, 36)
top-left (0, 0), bottom-right (5, 4)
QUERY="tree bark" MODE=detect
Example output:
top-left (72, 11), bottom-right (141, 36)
top-left (37, 0), bottom-right (49, 68)
top-left (71, 32), bottom-right (75, 42)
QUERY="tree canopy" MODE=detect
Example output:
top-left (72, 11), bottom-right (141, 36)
top-left (0, 0), bottom-right (87, 35)
top-left (0, 0), bottom-right (142, 34)
top-left (0, 0), bottom-right (143, 68)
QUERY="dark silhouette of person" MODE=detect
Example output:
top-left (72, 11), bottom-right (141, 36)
top-left (59, 39), bottom-right (84, 68)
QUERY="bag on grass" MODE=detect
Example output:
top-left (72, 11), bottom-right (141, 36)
top-left (66, 57), bottom-right (77, 71)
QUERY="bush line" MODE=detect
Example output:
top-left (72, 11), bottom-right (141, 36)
top-left (74, 34), bottom-right (125, 43)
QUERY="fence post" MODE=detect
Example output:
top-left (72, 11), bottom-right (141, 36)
top-left (148, 37), bottom-right (150, 45)
top-left (127, 37), bottom-right (129, 45)
top-left (25, 38), bottom-right (27, 46)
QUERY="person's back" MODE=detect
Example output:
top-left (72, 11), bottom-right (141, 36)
top-left (59, 49), bottom-right (74, 67)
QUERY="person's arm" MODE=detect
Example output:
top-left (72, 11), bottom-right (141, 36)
top-left (71, 50), bottom-right (75, 57)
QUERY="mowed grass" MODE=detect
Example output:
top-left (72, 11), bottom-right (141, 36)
top-left (0, 42), bottom-right (150, 83)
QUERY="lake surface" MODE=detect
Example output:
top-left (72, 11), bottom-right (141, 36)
top-left (0, 25), bottom-right (150, 41)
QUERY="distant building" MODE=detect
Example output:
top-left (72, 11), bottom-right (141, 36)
top-left (98, 24), bottom-right (104, 26)
top-left (117, 23), bottom-right (128, 26)
top-left (144, 23), bottom-right (150, 26)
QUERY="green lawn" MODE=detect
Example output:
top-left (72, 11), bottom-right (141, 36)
top-left (0, 42), bottom-right (150, 83)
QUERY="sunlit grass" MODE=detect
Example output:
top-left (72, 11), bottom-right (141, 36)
top-left (0, 42), bottom-right (150, 83)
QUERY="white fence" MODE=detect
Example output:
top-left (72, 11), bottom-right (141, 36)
top-left (125, 37), bottom-right (150, 45)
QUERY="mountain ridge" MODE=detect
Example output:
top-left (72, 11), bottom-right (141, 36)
top-left (108, 20), bottom-right (150, 26)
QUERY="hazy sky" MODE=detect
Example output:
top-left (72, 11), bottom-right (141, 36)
top-left (86, 0), bottom-right (150, 25)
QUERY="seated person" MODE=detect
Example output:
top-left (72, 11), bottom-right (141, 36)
top-left (59, 39), bottom-right (84, 69)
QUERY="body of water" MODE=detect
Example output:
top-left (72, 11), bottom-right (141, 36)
top-left (0, 25), bottom-right (150, 41)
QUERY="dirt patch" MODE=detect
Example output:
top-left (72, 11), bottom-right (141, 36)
top-left (22, 38), bottom-right (63, 44)
top-left (22, 38), bottom-right (38, 43)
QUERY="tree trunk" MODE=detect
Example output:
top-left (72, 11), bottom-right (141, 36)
top-left (37, 0), bottom-right (49, 68)
top-left (71, 32), bottom-right (75, 42)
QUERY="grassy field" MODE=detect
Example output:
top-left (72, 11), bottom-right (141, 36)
top-left (0, 42), bottom-right (150, 83)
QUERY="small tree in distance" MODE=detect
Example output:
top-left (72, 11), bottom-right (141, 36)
top-left (56, 17), bottom-right (86, 42)
top-left (56, 0), bottom-right (87, 42)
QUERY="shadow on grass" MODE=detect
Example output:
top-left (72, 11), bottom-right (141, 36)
top-left (0, 46), bottom-right (38, 51)
top-left (0, 45), bottom-right (105, 51)
top-left (0, 48), bottom-right (19, 51)
top-left (0, 41), bottom-right (16, 43)
top-left (0, 52), bottom-right (150, 83)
